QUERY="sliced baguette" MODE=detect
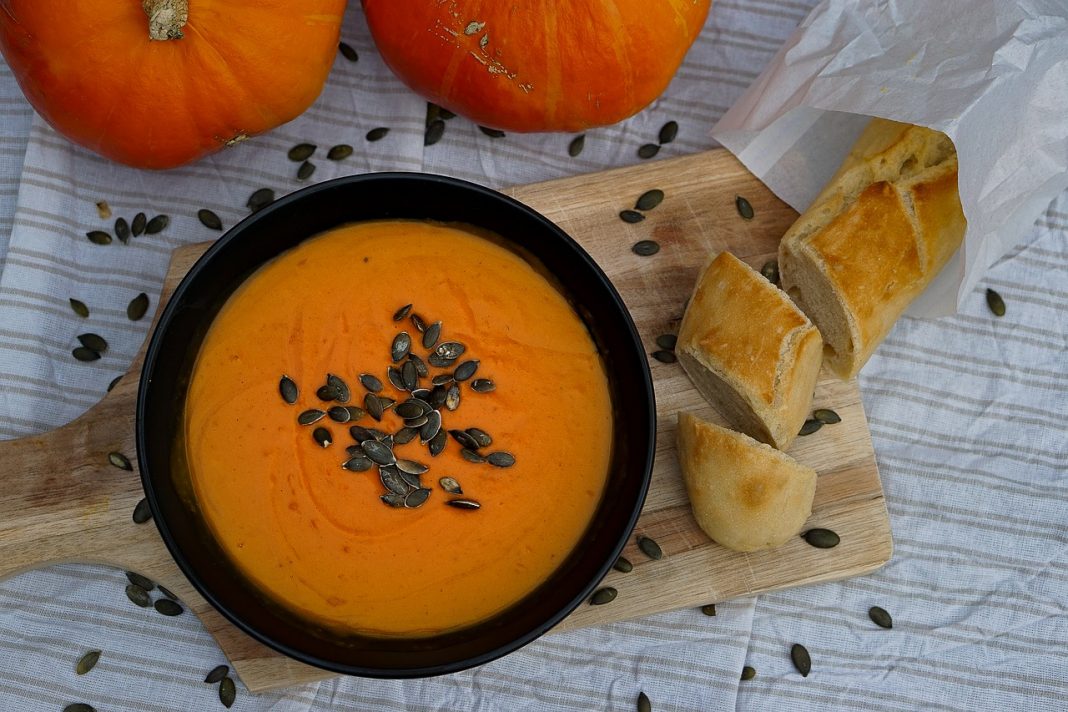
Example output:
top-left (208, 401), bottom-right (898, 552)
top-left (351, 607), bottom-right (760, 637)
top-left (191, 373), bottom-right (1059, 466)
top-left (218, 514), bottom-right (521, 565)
top-left (676, 251), bottom-right (823, 450)
top-left (676, 412), bottom-right (817, 553)
top-left (779, 118), bottom-right (966, 379)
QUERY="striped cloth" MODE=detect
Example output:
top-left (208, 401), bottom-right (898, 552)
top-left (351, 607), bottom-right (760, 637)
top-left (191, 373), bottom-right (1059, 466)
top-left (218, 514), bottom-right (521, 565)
top-left (1, 2), bottom-right (1065, 711)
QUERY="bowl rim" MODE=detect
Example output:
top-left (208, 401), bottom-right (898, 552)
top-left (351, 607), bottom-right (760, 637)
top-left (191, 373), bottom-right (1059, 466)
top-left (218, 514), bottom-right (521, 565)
top-left (135, 171), bottom-right (656, 677)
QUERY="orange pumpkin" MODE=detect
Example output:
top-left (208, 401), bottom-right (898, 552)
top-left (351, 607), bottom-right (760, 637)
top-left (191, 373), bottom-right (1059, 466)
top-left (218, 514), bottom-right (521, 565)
top-left (0, 0), bottom-right (347, 169)
top-left (361, 0), bottom-right (712, 133)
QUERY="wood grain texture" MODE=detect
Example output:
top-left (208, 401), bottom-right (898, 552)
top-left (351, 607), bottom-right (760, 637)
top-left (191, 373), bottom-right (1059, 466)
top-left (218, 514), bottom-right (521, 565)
top-left (0, 148), bottom-right (891, 692)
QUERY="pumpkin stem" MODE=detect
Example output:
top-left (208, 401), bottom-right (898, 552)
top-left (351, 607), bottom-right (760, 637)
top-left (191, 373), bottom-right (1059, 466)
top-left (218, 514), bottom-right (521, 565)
top-left (142, 0), bottom-right (188, 41)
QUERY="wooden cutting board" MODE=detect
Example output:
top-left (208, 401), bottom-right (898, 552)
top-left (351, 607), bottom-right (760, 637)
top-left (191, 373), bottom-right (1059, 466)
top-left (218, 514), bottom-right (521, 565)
top-left (0, 149), bottom-right (891, 693)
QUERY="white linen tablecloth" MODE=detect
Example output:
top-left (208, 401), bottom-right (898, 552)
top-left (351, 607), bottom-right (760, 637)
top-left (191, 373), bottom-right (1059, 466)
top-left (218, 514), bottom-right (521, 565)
top-left (1, 2), bottom-right (1066, 710)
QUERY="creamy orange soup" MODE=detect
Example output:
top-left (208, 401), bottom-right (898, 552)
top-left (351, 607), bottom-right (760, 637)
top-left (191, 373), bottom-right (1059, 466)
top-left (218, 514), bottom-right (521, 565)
top-left (184, 220), bottom-right (613, 637)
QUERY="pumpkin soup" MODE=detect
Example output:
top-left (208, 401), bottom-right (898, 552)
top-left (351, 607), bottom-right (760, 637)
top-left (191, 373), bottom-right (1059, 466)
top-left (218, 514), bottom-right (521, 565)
top-left (184, 220), bottom-right (613, 637)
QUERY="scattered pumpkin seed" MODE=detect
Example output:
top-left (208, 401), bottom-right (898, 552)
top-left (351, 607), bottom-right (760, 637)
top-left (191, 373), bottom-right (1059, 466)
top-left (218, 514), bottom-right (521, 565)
top-left (466, 427), bottom-right (492, 447)
top-left (869, 606), bottom-right (893, 629)
top-left (204, 665), bottom-right (229, 684)
top-left (402, 360), bottom-right (420, 391)
top-left (446, 498), bottom-right (480, 510)
top-left (365, 393), bottom-right (386, 420)
top-left (651, 350), bottom-right (677, 363)
top-left (127, 292), bottom-right (149, 321)
top-left (635, 189), bottom-right (665, 211)
top-left (76, 650), bottom-right (101, 675)
top-left (394, 427), bottom-right (419, 445)
top-left (69, 298), bottom-right (89, 318)
top-left (487, 451), bottom-right (515, 468)
top-left (86, 230), bottom-right (112, 245)
top-left (429, 430), bottom-right (447, 457)
top-left (435, 341), bottom-right (466, 360)
top-left (131, 212), bottom-right (147, 236)
top-left (619, 209), bottom-right (645, 224)
top-left (359, 373), bottom-right (384, 393)
top-left (107, 375), bottom-right (122, 392)
top-left (247, 189), bottom-right (275, 213)
top-left (452, 359), bottom-right (478, 382)
top-left (366, 127), bottom-right (390, 142)
top-left (95, 201), bottom-right (111, 219)
top-left (409, 353), bottom-right (429, 378)
top-left (325, 374), bottom-right (349, 402)
top-left (461, 448), bottom-right (486, 464)
top-left (279, 375), bottom-right (298, 404)
top-left (423, 321), bottom-right (442, 349)
top-left (387, 366), bottom-right (406, 391)
top-left (63, 704), bottom-right (95, 712)
top-left (158, 585), bottom-right (178, 601)
top-left (312, 427), bottom-right (332, 448)
top-left (655, 334), bottom-right (677, 350)
top-left (381, 493), bottom-right (405, 508)
top-left (479, 126), bottom-right (505, 138)
top-left (132, 498), bottom-right (152, 524)
top-left (613, 556), bottom-right (633, 573)
top-left (196, 209), bottom-right (222, 231)
top-left (813, 408), bottom-right (841, 424)
top-left (420, 410), bottom-right (442, 442)
top-left (219, 675), bottom-right (236, 708)
top-left (590, 587), bottom-right (617, 605)
top-left (658, 121), bottom-right (679, 145)
top-left (632, 240), bottom-right (660, 256)
top-left (327, 406), bottom-right (353, 423)
top-left (445, 384), bottom-right (461, 411)
top-left (342, 456), bottom-right (373, 472)
top-left (108, 451), bottom-right (132, 471)
top-left (568, 134), bottom-right (586, 157)
top-left (327, 144), bottom-right (353, 160)
top-left (297, 160), bottom-right (316, 180)
top-left (338, 42), bottom-right (358, 62)
top-left (287, 143), bottom-right (316, 161)
top-left (380, 467), bottom-right (409, 496)
top-left (392, 331), bottom-right (412, 362)
top-left (439, 476), bottom-right (462, 494)
top-left (637, 143), bottom-right (660, 159)
top-left (790, 643), bottom-right (811, 677)
top-left (425, 119), bottom-right (446, 146)
top-left (395, 402), bottom-right (424, 420)
top-left (397, 459), bottom-right (429, 476)
top-left (637, 691), bottom-right (652, 712)
top-left (637, 535), bottom-right (663, 560)
top-left (798, 419), bottom-right (822, 436)
top-left (78, 333), bottom-right (108, 353)
top-left (986, 288), bottom-right (1006, 316)
top-left (741, 666), bottom-right (756, 681)
top-left (298, 409), bottom-right (326, 425)
top-left (362, 439), bottom-right (396, 466)
top-left (735, 195), bottom-right (755, 220)
top-left (125, 571), bottom-right (154, 590)
top-left (760, 260), bottom-right (779, 285)
top-left (448, 429), bottom-right (480, 450)
top-left (125, 583), bottom-right (151, 607)
top-left (802, 528), bottom-right (840, 549)
top-left (405, 487), bottom-right (432, 508)
top-left (72, 346), bottom-right (100, 362)
top-left (701, 604), bottom-right (717, 616)
top-left (393, 303), bottom-right (413, 321)
top-left (145, 215), bottom-right (169, 234)
top-left (471, 378), bottom-right (495, 393)
top-left (154, 598), bottom-right (183, 616)
top-left (115, 217), bottom-right (131, 244)
top-left (410, 313), bottom-right (427, 333)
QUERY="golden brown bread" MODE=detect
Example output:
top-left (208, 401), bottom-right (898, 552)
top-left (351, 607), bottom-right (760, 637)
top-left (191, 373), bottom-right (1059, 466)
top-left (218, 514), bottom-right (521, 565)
top-left (778, 118), bottom-right (966, 379)
top-left (676, 412), bottom-right (816, 552)
top-left (676, 251), bottom-right (823, 450)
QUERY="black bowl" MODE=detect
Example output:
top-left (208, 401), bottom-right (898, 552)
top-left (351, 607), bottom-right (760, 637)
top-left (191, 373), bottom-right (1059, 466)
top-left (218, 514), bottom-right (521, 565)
top-left (136, 172), bottom-right (655, 678)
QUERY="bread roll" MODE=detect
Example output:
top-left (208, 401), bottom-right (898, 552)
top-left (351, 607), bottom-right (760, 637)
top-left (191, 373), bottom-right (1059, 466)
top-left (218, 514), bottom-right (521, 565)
top-left (677, 251), bottom-right (823, 450)
top-left (676, 412), bottom-right (816, 553)
top-left (778, 118), bottom-right (966, 379)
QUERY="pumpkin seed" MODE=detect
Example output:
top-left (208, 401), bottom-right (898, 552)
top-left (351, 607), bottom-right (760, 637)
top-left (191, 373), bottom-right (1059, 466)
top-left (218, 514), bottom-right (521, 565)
top-left (327, 144), bottom-right (353, 160)
top-left (869, 606), bottom-right (893, 629)
top-left (471, 378), bottom-right (495, 393)
top-left (408, 353), bottom-right (429, 378)
top-left (395, 401), bottom-right (425, 419)
top-left (613, 556), bottom-right (633, 573)
top-left (86, 230), bottom-right (112, 246)
top-left (125, 583), bottom-right (151, 607)
top-left (813, 408), bottom-right (841, 424)
top-left (63, 704), bottom-right (96, 712)
top-left (154, 598), bottom-right (183, 616)
top-left (298, 409), bottom-right (326, 425)
top-left (432, 373), bottom-right (454, 387)
top-left (132, 498), bottom-right (152, 524)
top-left (428, 352), bottom-right (455, 368)
top-left (219, 675), bottom-right (236, 708)
top-left (359, 373), bottom-right (383, 393)
top-left (107, 375), bottom-right (122, 392)
top-left (131, 212), bottom-right (147, 236)
top-left (108, 452), bottom-right (132, 471)
top-left (156, 584), bottom-right (178, 601)
top-left (393, 303), bottom-right (413, 321)
top-left (446, 498), bottom-right (480, 510)
top-left (396, 459), bottom-right (429, 476)
top-left (405, 487), bottom-right (432, 508)
top-left (637, 143), bottom-right (660, 159)
top-left (619, 209), bottom-right (645, 224)
top-left (435, 341), bottom-right (466, 360)
top-left (394, 427), bottom-right (419, 445)
top-left (77, 333), bottom-right (107, 353)
top-left (635, 189), bottom-right (665, 211)
top-left (741, 666), bottom-right (756, 681)
top-left (338, 42), bottom-right (358, 62)
top-left (422, 321), bottom-right (442, 350)
top-left (69, 298), bottom-right (89, 318)
top-left (790, 643), bottom-right (811, 677)
top-left (479, 126), bottom-right (505, 138)
top-left (439, 476), bottom-right (462, 494)
top-left (465, 20), bottom-right (486, 34)
top-left (145, 215), bottom-right (169, 234)
top-left (342, 456), bottom-right (373, 472)
top-left (461, 448), bottom-right (486, 464)
top-left (568, 134), bottom-right (586, 157)
top-left (466, 427), bottom-right (492, 448)
top-left (381, 493), bottom-right (405, 508)
top-left (392, 331), bottom-right (412, 362)
top-left (986, 288), bottom-right (1006, 316)
top-left (313, 427), bottom-right (332, 448)
top-left (247, 189), bottom-right (275, 213)
top-left (802, 528), bottom-right (840, 548)
top-left (637, 535), bottom-right (663, 560)
top-left (411, 387), bottom-right (432, 401)
top-left (327, 406), bottom-right (353, 423)
top-left (651, 350), bottom-right (676, 363)
top-left (487, 451), bottom-right (515, 468)
top-left (362, 439), bottom-right (396, 466)
top-left (420, 410), bottom-right (442, 443)
top-left (632, 240), bottom-right (660, 256)
top-left (325, 374), bottom-right (349, 402)
top-left (127, 292), bottom-right (149, 321)
top-left (197, 209), bottom-right (223, 231)
top-left (287, 143), bottom-right (316, 161)
top-left (760, 260), bottom-right (779, 285)
top-left (655, 334), bottom-right (677, 350)
top-left (637, 691), bottom-right (652, 712)
top-left (449, 429), bottom-right (480, 450)
top-left (445, 384), bottom-right (461, 411)
top-left (429, 430), bottom-right (447, 457)
top-left (125, 571), bottom-right (154, 591)
top-left (95, 201), bottom-right (111, 219)
top-left (410, 313), bottom-right (427, 332)
top-left (658, 121), bottom-right (679, 145)
top-left (735, 195), bottom-right (755, 220)
top-left (798, 419), bottom-right (822, 436)
top-left (590, 587), bottom-right (617, 605)
top-left (76, 650), bottom-right (101, 675)
top-left (297, 160), bottom-right (316, 180)
top-left (701, 604), bottom-right (717, 616)
top-left (204, 665), bottom-right (229, 684)
top-left (342, 406), bottom-right (366, 421)
top-left (404, 414), bottom-right (429, 429)
top-left (115, 217), bottom-right (131, 244)
top-left (279, 375), bottom-right (298, 404)
top-left (366, 127), bottom-right (390, 142)
top-left (425, 119), bottom-right (446, 146)
top-left (380, 466), bottom-right (409, 496)
top-left (450, 359), bottom-right (478, 382)
top-left (72, 345), bottom-right (100, 362)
